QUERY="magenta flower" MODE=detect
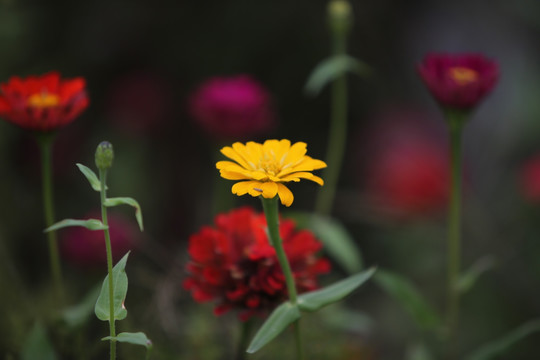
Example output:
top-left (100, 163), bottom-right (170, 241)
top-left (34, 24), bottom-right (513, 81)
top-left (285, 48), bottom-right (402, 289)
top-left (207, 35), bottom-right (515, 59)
top-left (60, 212), bottom-right (138, 268)
top-left (418, 53), bottom-right (498, 110)
top-left (189, 75), bottom-right (275, 140)
top-left (520, 154), bottom-right (540, 203)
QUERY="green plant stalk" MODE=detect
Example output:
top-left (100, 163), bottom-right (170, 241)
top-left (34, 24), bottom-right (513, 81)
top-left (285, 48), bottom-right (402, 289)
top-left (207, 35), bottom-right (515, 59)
top-left (99, 169), bottom-right (116, 360)
top-left (260, 196), bottom-right (303, 360)
top-left (37, 133), bottom-right (64, 301)
top-left (315, 28), bottom-right (348, 216)
top-left (445, 112), bottom-right (466, 355)
top-left (236, 319), bottom-right (252, 360)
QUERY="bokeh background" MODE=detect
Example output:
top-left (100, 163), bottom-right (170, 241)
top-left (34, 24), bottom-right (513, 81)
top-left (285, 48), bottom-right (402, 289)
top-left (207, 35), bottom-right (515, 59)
top-left (1, 0), bottom-right (540, 358)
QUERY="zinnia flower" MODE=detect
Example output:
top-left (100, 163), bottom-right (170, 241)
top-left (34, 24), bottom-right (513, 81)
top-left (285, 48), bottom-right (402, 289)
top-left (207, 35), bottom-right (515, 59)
top-left (189, 75), bottom-right (275, 140)
top-left (0, 71), bottom-right (89, 132)
top-left (60, 212), bottom-right (137, 268)
top-left (183, 207), bottom-right (330, 321)
top-left (216, 139), bottom-right (327, 207)
top-left (418, 53), bottom-right (498, 110)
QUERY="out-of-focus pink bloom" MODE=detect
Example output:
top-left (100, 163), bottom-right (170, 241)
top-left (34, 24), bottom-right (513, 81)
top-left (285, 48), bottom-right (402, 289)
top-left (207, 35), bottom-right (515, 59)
top-left (418, 53), bottom-right (498, 110)
top-left (362, 107), bottom-right (450, 219)
top-left (107, 72), bottom-right (173, 135)
top-left (519, 154), bottom-right (540, 202)
top-left (60, 212), bottom-right (138, 268)
top-left (189, 75), bottom-right (275, 140)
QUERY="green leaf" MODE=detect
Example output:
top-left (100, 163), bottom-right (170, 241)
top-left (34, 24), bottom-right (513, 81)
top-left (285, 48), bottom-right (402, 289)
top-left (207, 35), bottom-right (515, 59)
top-left (76, 163), bottom-right (107, 192)
top-left (104, 197), bottom-right (144, 231)
top-left (44, 218), bottom-right (107, 233)
top-left (95, 252), bottom-right (130, 322)
top-left (405, 343), bottom-right (434, 360)
top-left (457, 255), bottom-right (496, 294)
top-left (21, 322), bottom-right (58, 360)
top-left (305, 55), bottom-right (371, 96)
top-left (374, 270), bottom-right (442, 330)
top-left (465, 319), bottom-right (540, 360)
top-left (61, 285), bottom-right (101, 328)
top-left (102, 332), bottom-right (153, 353)
top-left (286, 211), bottom-right (362, 274)
top-left (246, 302), bottom-right (301, 354)
top-left (298, 268), bottom-right (376, 312)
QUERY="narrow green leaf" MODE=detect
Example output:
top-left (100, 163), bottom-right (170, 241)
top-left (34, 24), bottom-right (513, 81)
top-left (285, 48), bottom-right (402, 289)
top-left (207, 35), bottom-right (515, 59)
top-left (305, 55), bottom-right (371, 96)
top-left (457, 255), bottom-right (496, 294)
top-left (298, 268), bottom-right (375, 312)
top-left (76, 163), bottom-right (107, 192)
top-left (465, 319), bottom-right (540, 360)
top-left (44, 218), bottom-right (107, 233)
top-left (287, 211), bottom-right (362, 274)
top-left (95, 252), bottom-right (130, 321)
top-left (374, 270), bottom-right (442, 330)
top-left (61, 285), bottom-right (101, 328)
top-left (21, 322), bottom-right (58, 360)
top-left (246, 302), bottom-right (301, 354)
top-left (102, 332), bottom-right (153, 350)
top-left (104, 197), bottom-right (144, 231)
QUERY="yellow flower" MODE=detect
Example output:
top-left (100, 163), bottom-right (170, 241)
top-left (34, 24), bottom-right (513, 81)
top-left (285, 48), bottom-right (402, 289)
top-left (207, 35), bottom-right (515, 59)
top-left (217, 139), bottom-right (327, 207)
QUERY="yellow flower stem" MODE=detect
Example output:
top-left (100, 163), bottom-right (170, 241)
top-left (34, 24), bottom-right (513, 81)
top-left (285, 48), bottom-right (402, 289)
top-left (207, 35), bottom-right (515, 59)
top-left (444, 110), bottom-right (467, 358)
top-left (260, 196), bottom-right (303, 360)
top-left (99, 168), bottom-right (116, 360)
top-left (315, 16), bottom-right (349, 216)
top-left (36, 132), bottom-right (64, 303)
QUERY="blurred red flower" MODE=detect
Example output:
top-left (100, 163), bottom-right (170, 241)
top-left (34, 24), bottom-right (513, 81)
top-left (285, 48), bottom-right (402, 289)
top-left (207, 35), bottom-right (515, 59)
top-left (418, 53), bottom-right (498, 110)
top-left (520, 154), bottom-right (540, 202)
top-left (60, 212), bottom-right (138, 268)
top-left (189, 75), bottom-right (275, 140)
top-left (362, 107), bottom-right (450, 219)
top-left (0, 72), bottom-right (89, 132)
top-left (183, 207), bottom-right (330, 321)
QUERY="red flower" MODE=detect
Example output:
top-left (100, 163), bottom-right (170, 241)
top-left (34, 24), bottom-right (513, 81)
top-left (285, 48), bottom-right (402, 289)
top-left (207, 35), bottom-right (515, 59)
top-left (0, 72), bottom-right (89, 132)
top-left (183, 207), bottom-right (330, 321)
top-left (189, 75), bottom-right (275, 140)
top-left (362, 107), bottom-right (450, 218)
top-left (418, 53), bottom-right (498, 110)
top-left (520, 154), bottom-right (540, 202)
top-left (60, 212), bottom-right (138, 268)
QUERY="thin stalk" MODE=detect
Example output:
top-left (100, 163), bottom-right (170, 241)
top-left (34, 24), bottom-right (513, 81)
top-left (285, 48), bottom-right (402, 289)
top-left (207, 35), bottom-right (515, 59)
top-left (235, 319), bottom-right (252, 360)
top-left (260, 197), bottom-right (303, 360)
top-left (37, 133), bottom-right (64, 301)
top-left (445, 112), bottom-right (466, 357)
top-left (315, 29), bottom-right (348, 216)
top-left (99, 169), bottom-right (116, 360)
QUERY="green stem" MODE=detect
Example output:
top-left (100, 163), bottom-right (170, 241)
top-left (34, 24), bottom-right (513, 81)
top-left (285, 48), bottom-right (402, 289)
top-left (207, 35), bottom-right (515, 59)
top-left (37, 133), bottom-right (64, 302)
top-left (315, 28), bottom-right (348, 216)
top-left (260, 197), bottom-right (303, 359)
top-left (294, 320), bottom-right (305, 360)
top-left (445, 112), bottom-right (466, 357)
top-left (236, 319), bottom-right (252, 360)
top-left (99, 169), bottom-right (116, 360)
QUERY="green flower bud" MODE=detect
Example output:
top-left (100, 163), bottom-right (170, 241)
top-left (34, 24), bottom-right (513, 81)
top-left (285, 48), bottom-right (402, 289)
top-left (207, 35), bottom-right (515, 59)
top-left (328, 0), bottom-right (353, 35)
top-left (95, 141), bottom-right (114, 170)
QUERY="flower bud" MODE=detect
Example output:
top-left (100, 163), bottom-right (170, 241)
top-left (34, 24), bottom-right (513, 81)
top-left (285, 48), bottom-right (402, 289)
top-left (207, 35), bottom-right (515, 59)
top-left (328, 0), bottom-right (353, 35)
top-left (95, 141), bottom-right (114, 170)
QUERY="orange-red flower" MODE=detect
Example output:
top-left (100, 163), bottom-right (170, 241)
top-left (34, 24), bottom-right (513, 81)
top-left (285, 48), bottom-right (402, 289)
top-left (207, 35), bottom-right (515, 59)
top-left (418, 53), bottom-right (498, 110)
top-left (0, 72), bottom-right (89, 132)
top-left (183, 207), bottom-right (330, 321)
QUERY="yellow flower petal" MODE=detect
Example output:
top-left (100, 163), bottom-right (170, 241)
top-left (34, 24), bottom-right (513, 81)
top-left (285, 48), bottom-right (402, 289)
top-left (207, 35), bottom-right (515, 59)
top-left (283, 141), bottom-right (307, 166)
top-left (219, 170), bottom-right (252, 181)
top-left (232, 181), bottom-right (260, 196)
top-left (259, 181), bottom-right (278, 199)
top-left (277, 183), bottom-right (294, 207)
top-left (221, 146), bottom-right (251, 169)
top-left (278, 157), bottom-right (327, 177)
top-left (280, 171), bottom-right (325, 185)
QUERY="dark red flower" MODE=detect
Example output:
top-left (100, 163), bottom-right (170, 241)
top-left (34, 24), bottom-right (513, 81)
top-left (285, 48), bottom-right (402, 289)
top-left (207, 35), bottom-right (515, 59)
top-left (60, 212), bottom-right (138, 268)
top-left (183, 207), bottom-right (330, 321)
top-left (418, 53), bottom-right (498, 110)
top-left (0, 72), bottom-right (89, 132)
top-left (189, 75), bottom-right (275, 140)
top-left (520, 154), bottom-right (540, 202)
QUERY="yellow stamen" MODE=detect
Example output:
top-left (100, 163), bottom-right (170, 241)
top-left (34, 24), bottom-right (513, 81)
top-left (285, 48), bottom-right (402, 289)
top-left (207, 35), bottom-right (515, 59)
top-left (448, 67), bottom-right (479, 86)
top-left (27, 92), bottom-right (60, 108)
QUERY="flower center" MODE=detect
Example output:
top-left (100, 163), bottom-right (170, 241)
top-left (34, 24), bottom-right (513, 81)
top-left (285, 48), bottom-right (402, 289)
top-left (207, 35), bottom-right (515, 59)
top-left (258, 154), bottom-right (281, 176)
top-left (448, 67), bottom-right (479, 86)
top-left (27, 92), bottom-right (60, 108)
